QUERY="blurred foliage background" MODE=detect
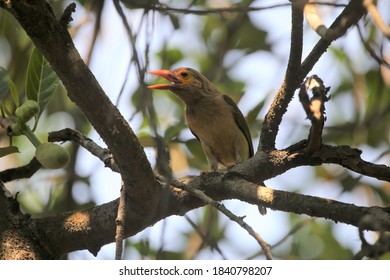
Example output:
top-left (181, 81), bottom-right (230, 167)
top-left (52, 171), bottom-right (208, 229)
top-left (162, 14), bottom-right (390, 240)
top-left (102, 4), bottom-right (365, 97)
top-left (0, 0), bottom-right (390, 259)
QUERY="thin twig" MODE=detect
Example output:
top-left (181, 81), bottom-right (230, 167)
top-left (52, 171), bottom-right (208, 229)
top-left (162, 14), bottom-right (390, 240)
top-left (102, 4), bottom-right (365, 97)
top-left (120, 1), bottom-right (346, 16)
top-left (115, 182), bottom-right (127, 260)
top-left (354, 213), bottom-right (390, 259)
top-left (301, 0), bottom-right (366, 75)
top-left (272, 218), bottom-right (315, 249)
top-left (113, 0), bottom-right (138, 106)
top-left (363, 0), bottom-right (390, 39)
top-left (85, 0), bottom-right (105, 66)
top-left (166, 176), bottom-right (273, 260)
top-left (184, 215), bottom-right (227, 260)
top-left (113, 0), bottom-right (171, 181)
top-left (356, 23), bottom-right (390, 69)
top-left (305, 0), bottom-right (352, 41)
top-left (48, 128), bottom-right (119, 173)
top-left (247, 217), bottom-right (315, 259)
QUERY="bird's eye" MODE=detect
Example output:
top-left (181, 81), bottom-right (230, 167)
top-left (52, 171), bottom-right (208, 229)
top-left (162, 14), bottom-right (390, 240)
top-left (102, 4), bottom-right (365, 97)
top-left (180, 72), bottom-right (189, 78)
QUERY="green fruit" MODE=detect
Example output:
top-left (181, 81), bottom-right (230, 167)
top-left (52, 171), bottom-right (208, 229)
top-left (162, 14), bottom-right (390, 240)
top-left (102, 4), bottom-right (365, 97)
top-left (15, 100), bottom-right (39, 124)
top-left (35, 143), bottom-right (70, 169)
top-left (7, 124), bottom-right (22, 136)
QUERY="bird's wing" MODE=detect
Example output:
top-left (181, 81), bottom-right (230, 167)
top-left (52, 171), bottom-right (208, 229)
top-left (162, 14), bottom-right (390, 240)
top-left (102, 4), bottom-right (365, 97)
top-left (222, 94), bottom-right (254, 157)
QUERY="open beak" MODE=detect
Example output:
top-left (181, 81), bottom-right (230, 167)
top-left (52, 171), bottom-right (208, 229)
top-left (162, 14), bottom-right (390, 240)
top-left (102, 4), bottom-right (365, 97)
top-left (148, 70), bottom-right (180, 90)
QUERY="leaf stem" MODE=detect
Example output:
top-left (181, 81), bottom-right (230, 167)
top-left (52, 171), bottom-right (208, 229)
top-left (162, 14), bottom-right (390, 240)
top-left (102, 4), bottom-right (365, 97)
top-left (19, 124), bottom-right (42, 148)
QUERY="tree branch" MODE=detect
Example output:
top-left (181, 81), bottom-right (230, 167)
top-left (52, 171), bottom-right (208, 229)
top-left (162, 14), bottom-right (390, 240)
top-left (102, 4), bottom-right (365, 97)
top-left (356, 23), bottom-right (390, 69)
top-left (319, 145), bottom-right (390, 182)
top-left (363, 0), bottom-right (390, 39)
top-left (301, 0), bottom-right (366, 75)
top-left (120, 1), bottom-right (290, 15)
top-left (118, 1), bottom-right (347, 16)
top-left (31, 169), bottom-right (390, 256)
top-left (298, 75), bottom-right (330, 153)
top-left (259, 0), bottom-right (304, 150)
top-left (0, 182), bottom-right (54, 259)
top-left (305, 0), bottom-right (356, 41)
top-left (0, 158), bottom-right (41, 183)
top-left (0, 1), bottom-right (160, 215)
top-left (20, 119), bottom-right (390, 257)
top-left (355, 214), bottom-right (390, 259)
top-left (48, 128), bottom-right (119, 173)
top-left (115, 183), bottom-right (127, 260)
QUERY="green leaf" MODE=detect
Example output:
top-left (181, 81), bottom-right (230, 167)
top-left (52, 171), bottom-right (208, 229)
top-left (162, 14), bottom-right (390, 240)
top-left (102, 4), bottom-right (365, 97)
top-left (0, 146), bottom-right (19, 158)
top-left (0, 67), bottom-right (9, 101)
top-left (229, 15), bottom-right (270, 53)
top-left (246, 99), bottom-right (265, 123)
top-left (26, 47), bottom-right (59, 122)
top-left (185, 138), bottom-right (208, 169)
top-left (8, 78), bottom-right (19, 107)
top-left (156, 48), bottom-right (184, 70)
top-left (0, 67), bottom-right (19, 110)
top-left (164, 122), bottom-right (187, 140)
top-left (37, 64), bottom-right (59, 119)
top-left (168, 13), bottom-right (180, 30)
top-left (26, 48), bottom-right (44, 102)
top-left (138, 133), bottom-right (155, 147)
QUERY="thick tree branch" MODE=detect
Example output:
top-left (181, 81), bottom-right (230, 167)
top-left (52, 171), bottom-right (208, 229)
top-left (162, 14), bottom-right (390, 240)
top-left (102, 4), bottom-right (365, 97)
top-left (260, 0), bottom-right (304, 150)
top-left (0, 158), bottom-right (41, 183)
top-left (0, 1), bottom-right (160, 215)
top-left (16, 125), bottom-right (389, 256)
top-left (238, 141), bottom-right (390, 184)
top-left (28, 133), bottom-right (390, 256)
top-left (31, 168), bottom-right (390, 256)
top-left (222, 176), bottom-right (390, 229)
top-left (319, 145), bottom-right (390, 181)
top-left (0, 182), bottom-right (53, 259)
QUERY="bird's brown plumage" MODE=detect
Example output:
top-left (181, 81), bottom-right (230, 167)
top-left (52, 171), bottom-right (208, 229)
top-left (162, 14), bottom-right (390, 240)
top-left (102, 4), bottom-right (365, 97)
top-left (149, 67), bottom-right (253, 170)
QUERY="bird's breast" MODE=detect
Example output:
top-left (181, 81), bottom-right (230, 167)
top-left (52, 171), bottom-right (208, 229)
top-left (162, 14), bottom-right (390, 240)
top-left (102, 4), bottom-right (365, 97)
top-left (185, 97), bottom-right (249, 167)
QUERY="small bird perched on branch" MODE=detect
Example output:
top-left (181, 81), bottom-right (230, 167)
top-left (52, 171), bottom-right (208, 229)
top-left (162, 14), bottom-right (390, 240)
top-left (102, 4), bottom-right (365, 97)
top-left (149, 67), bottom-right (266, 214)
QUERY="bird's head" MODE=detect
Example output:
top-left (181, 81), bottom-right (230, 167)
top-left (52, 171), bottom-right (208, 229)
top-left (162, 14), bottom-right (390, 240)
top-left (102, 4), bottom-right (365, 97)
top-left (148, 67), bottom-right (219, 105)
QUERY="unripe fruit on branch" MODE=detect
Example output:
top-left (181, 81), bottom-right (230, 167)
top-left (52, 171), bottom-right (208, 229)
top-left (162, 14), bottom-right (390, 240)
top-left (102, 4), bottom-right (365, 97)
top-left (7, 124), bottom-right (23, 136)
top-left (35, 143), bottom-right (70, 169)
top-left (15, 100), bottom-right (39, 124)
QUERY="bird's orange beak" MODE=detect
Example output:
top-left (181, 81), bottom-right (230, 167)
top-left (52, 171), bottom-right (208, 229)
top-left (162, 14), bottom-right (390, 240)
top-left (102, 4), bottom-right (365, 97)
top-left (148, 70), bottom-right (180, 90)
